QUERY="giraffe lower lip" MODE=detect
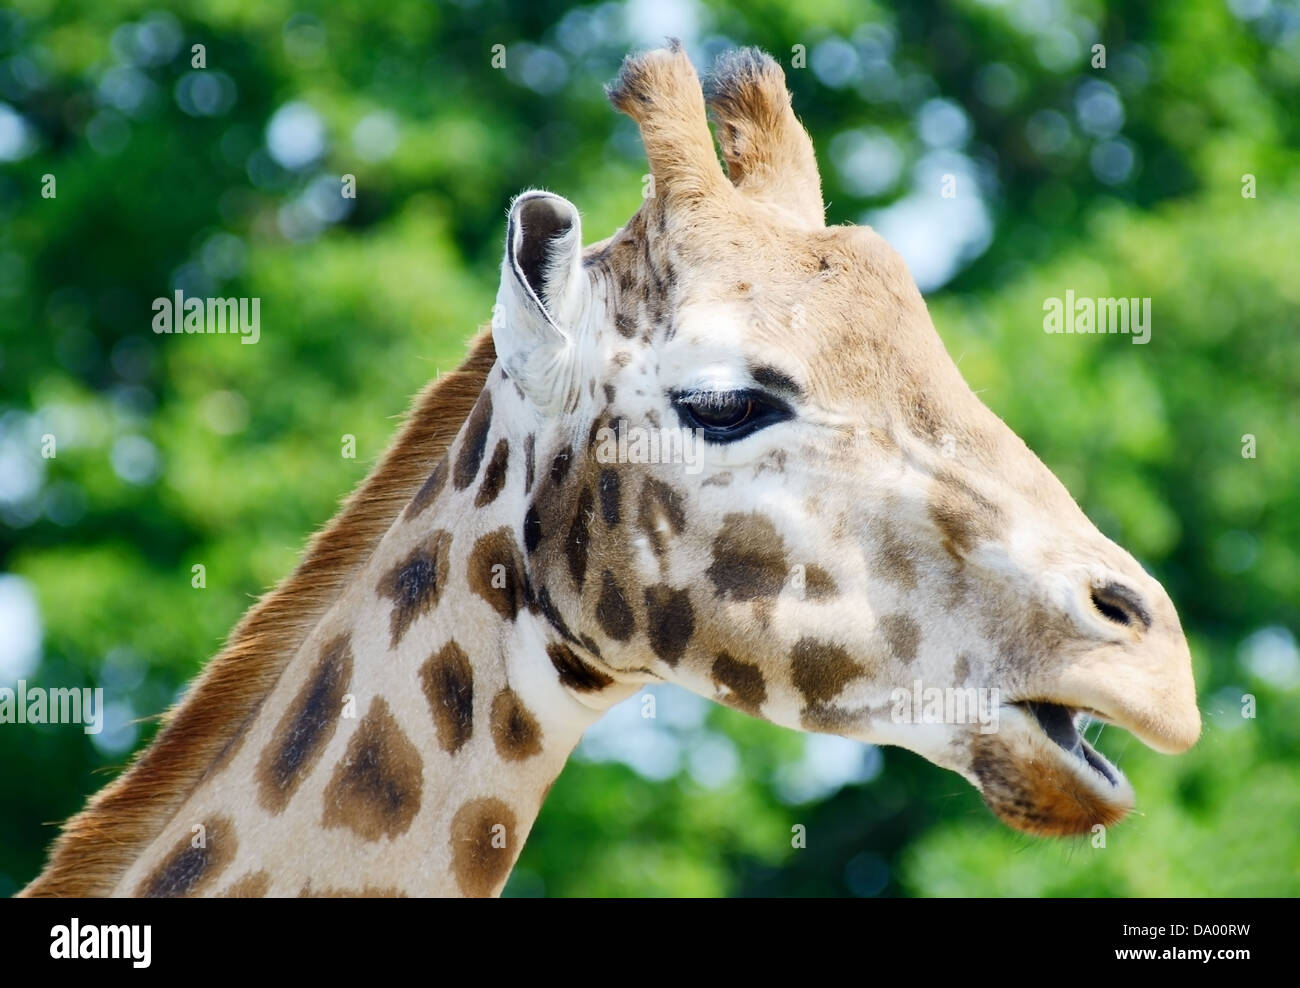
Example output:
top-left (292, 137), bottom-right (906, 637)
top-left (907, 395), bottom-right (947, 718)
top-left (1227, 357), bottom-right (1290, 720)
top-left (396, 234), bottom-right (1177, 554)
top-left (1021, 700), bottom-right (1121, 787)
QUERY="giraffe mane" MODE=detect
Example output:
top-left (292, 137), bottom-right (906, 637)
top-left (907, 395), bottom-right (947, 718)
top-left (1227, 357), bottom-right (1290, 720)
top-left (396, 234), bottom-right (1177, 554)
top-left (20, 330), bottom-right (498, 897)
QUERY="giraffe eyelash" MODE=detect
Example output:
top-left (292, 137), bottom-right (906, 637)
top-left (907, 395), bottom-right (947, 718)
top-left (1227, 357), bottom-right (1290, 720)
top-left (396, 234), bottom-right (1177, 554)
top-left (670, 388), bottom-right (793, 442)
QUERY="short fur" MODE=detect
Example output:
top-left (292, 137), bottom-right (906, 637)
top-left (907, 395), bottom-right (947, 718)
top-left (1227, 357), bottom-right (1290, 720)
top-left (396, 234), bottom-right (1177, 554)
top-left (21, 331), bottom-right (497, 897)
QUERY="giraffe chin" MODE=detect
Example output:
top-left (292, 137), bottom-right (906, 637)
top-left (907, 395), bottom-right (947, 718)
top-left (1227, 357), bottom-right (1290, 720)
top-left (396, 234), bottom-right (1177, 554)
top-left (969, 702), bottom-right (1137, 837)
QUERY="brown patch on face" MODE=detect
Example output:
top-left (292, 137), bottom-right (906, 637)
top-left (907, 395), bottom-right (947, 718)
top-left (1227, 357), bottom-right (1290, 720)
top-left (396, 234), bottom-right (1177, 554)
top-left (468, 527), bottom-right (529, 620)
top-left (474, 438), bottom-right (510, 507)
top-left (453, 391), bottom-right (494, 490)
top-left (406, 455), bottom-right (449, 519)
top-left (490, 688), bottom-right (543, 760)
top-left (566, 486), bottom-right (595, 587)
top-left (800, 703), bottom-right (858, 733)
top-left (873, 519), bottom-right (918, 590)
top-left (615, 312), bottom-right (638, 338)
top-left (791, 638), bottom-right (865, 707)
top-left (805, 565), bottom-right (837, 599)
top-left (258, 633), bottom-right (353, 813)
top-left (711, 652), bottom-right (766, 714)
top-left (220, 870), bottom-right (270, 897)
top-left (879, 613), bottom-right (921, 664)
top-left (322, 697), bottom-right (423, 841)
top-left (989, 596), bottom-right (1076, 681)
top-left (596, 570), bottom-right (635, 641)
top-left (550, 447), bottom-right (573, 486)
top-left (136, 815), bottom-right (237, 897)
top-left (449, 797), bottom-right (519, 897)
top-left (929, 470), bottom-right (1005, 561)
top-left (419, 640), bottom-right (474, 754)
top-left (377, 531), bottom-right (453, 647)
top-left (643, 584), bottom-right (694, 665)
top-left (524, 434), bottom-right (536, 493)
top-left (707, 513), bottom-right (789, 600)
top-left (598, 469), bottom-right (621, 526)
top-left (970, 733), bottom-right (1128, 836)
top-left (547, 642), bottom-right (615, 692)
top-left (603, 382), bottom-right (616, 403)
top-left (953, 653), bottom-right (971, 684)
top-left (637, 477), bottom-right (686, 557)
top-left (703, 471), bottom-right (733, 487)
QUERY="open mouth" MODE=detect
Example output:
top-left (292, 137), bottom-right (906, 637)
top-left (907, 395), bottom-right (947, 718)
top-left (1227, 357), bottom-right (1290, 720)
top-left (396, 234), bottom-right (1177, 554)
top-left (970, 700), bottom-right (1137, 836)
top-left (1019, 700), bottom-right (1121, 786)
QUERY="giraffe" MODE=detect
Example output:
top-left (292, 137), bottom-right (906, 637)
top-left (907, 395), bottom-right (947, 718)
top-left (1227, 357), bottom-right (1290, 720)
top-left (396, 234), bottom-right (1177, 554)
top-left (22, 44), bottom-right (1199, 898)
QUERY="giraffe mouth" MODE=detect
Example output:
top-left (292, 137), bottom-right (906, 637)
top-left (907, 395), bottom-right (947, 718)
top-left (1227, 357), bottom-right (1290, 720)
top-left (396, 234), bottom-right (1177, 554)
top-left (970, 700), bottom-right (1137, 836)
top-left (1020, 701), bottom-right (1121, 787)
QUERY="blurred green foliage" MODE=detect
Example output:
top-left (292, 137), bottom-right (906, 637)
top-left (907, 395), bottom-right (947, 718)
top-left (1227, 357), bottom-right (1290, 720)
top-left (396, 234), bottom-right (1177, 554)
top-left (1, 0), bottom-right (1297, 896)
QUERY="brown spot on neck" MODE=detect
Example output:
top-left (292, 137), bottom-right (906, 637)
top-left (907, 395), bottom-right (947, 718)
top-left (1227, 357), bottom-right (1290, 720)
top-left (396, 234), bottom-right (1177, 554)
top-left (490, 688), bottom-right (543, 760)
top-left (420, 640), bottom-right (474, 754)
top-left (449, 797), bottom-right (519, 897)
top-left (474, 438), bottom-right (510, 507)
top-left (322, 697), bottom-right (423, 841)
top-left (467, 527), bottom-right (529, 620)
top-left (257, 633), bottom-right (354, 814)
top-left (453, 391), bottom-right (494, 490)
top-left (377, 531), bottom-right (453, 647)
top-left (406, 455), bottom-right (450, 520)
top-left (137, 815), bottom-right (237, 897)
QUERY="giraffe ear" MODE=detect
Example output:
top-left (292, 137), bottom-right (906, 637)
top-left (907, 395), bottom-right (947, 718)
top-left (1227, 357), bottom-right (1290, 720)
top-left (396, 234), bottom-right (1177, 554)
top-left (493, 190), bottom-right (586, 414)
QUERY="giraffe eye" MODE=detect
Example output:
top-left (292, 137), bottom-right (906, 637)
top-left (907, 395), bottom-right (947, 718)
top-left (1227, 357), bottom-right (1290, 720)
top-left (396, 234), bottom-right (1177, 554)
top-left (672, 389), bottom-right (792, 443)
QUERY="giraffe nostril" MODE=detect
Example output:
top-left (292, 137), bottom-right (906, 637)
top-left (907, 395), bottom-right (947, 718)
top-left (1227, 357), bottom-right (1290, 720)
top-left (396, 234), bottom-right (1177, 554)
top-left (1090, 582), bottom-right (1151, 631)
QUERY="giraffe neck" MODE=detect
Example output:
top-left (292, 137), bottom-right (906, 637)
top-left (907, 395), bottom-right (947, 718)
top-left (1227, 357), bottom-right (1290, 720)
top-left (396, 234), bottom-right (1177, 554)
top-left (112, 367), bottom-right (634, 897)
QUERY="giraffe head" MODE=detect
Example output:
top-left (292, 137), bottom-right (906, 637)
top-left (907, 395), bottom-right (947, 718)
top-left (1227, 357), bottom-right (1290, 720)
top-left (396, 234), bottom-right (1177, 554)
top-left (492, 44), bottom-right (1199, 837)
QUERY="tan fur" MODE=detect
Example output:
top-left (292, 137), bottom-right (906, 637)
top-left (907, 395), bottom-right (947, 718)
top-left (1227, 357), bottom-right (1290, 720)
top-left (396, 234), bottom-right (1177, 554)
top-left (704, 48), bottom-right (824, 227)
top-left (20, 331), bottom-right (497, 897)
top-left (607, 43), bottom-right (737, 215)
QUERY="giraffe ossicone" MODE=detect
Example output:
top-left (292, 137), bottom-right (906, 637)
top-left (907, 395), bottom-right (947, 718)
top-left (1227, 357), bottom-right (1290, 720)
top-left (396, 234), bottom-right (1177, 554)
top-left (23, 44), bottom-right (1199, 899)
